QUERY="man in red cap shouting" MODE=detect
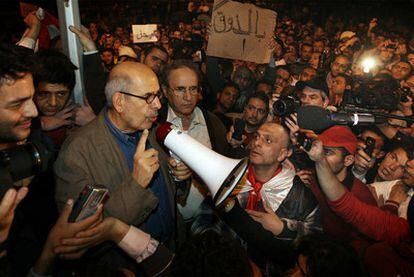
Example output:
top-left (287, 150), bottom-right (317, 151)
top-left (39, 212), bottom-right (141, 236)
top-left (307, 125), bottom-right (379, 252)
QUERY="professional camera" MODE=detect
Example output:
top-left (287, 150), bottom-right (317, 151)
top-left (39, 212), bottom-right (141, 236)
top-left (345, 75), bottom-right (401, 112)
top-left (273, 95), bottom-right (299, 117)
top-left (0, 141), bottom-right (52, 187)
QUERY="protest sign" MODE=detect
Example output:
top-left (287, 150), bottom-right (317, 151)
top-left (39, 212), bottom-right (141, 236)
top-left (132, 24), bottom-right (158, 43)
top-left (207, 0), bottom-right (277, 64)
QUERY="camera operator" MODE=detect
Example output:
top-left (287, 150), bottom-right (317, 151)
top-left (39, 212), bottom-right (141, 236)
top-left (297, 79), bottom-right (330, 109)
top-left (0, 44), bottom-right (38, 253)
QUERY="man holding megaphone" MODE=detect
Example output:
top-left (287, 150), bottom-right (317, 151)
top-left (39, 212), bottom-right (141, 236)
top-left (222, 122), bottom-right (320, 243)
top-left (158, 59), bottom-right (230, 224)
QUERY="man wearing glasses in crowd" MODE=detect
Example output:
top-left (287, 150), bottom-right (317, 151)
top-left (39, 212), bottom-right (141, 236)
top-left (54, 62), bottom-right (177, 270)
top-left (158, 59), bottom-right (230, 227)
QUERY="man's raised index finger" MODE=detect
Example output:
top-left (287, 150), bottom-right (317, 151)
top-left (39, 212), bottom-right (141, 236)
top-left (137, 129), bottom-right (149, 154)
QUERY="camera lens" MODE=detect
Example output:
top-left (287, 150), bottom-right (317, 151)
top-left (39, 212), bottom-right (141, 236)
top-left (273, 96), bottom-right (297, 116)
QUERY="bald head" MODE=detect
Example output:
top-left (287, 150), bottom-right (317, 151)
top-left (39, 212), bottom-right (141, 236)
top-left (249, 122), bottom-right (292, 170)
top-left (262, 122), bottom-right (290, 148)
top-left (105, 62), bottom-right (159, 106)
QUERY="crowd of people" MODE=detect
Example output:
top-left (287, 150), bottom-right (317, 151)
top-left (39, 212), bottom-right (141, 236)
top-left (1, 0), bottom-right (414, 276)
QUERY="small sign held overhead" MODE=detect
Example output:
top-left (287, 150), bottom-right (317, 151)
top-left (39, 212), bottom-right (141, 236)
top-left (132, 24), bottom-right (158, 43)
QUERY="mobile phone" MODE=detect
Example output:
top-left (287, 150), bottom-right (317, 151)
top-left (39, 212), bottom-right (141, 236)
top-left (195, 50), bottom-right (202, 60)
top-left (68, 184), bottom-right (109, 223)
top-left (364, 137), bottom-right (376, 157)
top-left (297, 132), bottom-right (313, 152)
top-left (232, 119), bottom-right (245, 141)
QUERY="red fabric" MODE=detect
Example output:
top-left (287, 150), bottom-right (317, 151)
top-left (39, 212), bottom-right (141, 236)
top-left (38, 11), bottom-right (59, 50)
top-left (329, 190), bottom-right (411, 247)
top-left (246, 165), bottom-right (282, 211)
top-left (308, 176), bottom-right (377, 251)
top-left (364, 241), bottom-right (414, 277)
top-left (318, 126), bottom-right (358, 155)
top-left (45, 127), bottom-right (67, 149)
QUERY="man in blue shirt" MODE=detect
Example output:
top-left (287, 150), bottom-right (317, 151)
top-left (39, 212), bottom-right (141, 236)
top-left (55, 62), bottom-right (177, 269)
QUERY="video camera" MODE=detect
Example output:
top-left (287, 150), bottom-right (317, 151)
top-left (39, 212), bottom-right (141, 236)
top-left (0, 141), bottom-right (52, 195)
top-left (344, 76), bottom-right (402, 112)
top-left (273, 95), bottom-right (300, 117)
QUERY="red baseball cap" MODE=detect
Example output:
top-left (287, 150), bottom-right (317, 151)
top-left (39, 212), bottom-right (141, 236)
top-left (318, 126), bottom-right (358, 155)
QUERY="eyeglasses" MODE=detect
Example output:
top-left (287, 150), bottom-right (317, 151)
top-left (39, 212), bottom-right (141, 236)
top-left (118, 90), bottom-right (162, 104)
top-left (168, 86), bottom-right (199, 95)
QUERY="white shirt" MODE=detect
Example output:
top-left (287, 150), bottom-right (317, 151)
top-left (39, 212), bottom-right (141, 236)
top-left (167, 105), bottom-right (212, 149)
top-left (369, 180), bottom-right (414, 219)
top-left (167, 105), bottom-right (212, 220)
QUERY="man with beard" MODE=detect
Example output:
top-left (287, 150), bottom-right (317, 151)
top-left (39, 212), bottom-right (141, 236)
top-left (213, 82), bottom-right (239, 131)
top-left (228, 92), bottom-right (269, 150)
top-left (142, 45), bottom-right (169, 76)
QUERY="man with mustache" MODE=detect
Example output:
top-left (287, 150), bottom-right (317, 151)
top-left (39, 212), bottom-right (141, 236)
top-left (227, 122), bottom-right (320, 242)
top-left (54, 62), bottom-right (178, 271)
top-left (228, 92), bottom-right (269, 150)
top-left (158, 59), bottom-right (229, 225)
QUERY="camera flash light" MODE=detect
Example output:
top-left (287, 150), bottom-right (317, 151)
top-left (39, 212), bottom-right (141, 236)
top-left (361, 57), bottom-right (376, 73)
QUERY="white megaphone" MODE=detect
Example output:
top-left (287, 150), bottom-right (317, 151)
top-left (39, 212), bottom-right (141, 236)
top-left (156, 122), bottom-right (249, 206)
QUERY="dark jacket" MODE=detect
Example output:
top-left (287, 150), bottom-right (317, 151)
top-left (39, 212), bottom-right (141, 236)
top-left (158, 104), bottom-right (230, 157)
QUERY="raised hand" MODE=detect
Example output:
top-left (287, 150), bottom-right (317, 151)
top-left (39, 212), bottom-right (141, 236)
top-left (40, 102), bottom-right (76, 131)
top-left (0, 188), bottom-right (28, 244)
top-left (388, 182), bottom-right (408, 205)
top-left (284, 113), bottom-right (299, 145)
top-left (73, 96), bottom-right (96, 126)
top-left (132, 129), bottom-right (160, 188)
top-left (354, 144), bottom-right (374, 174)
top-left (69, 25), bottom-right (97, 52)
top-left (305, 139), bottom-right (325, 163)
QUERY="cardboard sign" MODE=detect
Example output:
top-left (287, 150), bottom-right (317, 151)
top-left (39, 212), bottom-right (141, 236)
top-left (207, 0), bottom-right (277, 64)
top-left (132, 24), bottom-right (158, 43)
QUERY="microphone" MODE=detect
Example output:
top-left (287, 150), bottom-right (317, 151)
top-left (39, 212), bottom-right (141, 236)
top-left (296, 106), bottom-right (387, 133)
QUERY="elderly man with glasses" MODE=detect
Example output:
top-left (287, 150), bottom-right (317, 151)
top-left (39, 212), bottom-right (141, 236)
top-left (158, 59), bottom-right (230, 228)
top-left (54, 62), bottom-right (178, 272)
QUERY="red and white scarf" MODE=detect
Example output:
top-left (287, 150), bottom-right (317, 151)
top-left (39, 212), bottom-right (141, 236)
top-left (237, 161), bottom-right (296, 212)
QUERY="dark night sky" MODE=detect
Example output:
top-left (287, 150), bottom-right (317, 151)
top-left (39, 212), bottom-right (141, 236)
top-left (1, 0), bottom-right (414, 43)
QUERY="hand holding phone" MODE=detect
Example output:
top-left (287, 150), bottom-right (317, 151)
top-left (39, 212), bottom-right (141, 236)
top-left (364, 137), bottom-right (376, 157)
top-left (68, 184), bottom-right (109, 223)
top-left (232, 119), bottom-right (245, 141)
top-left (297, 132), bottom-right (313, 152)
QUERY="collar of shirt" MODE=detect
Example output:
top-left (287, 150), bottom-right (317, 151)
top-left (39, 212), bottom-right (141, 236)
top-left (166, 105), bottom-right (207, 131)
top-left (104, 108), bottom-right (140, 146)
